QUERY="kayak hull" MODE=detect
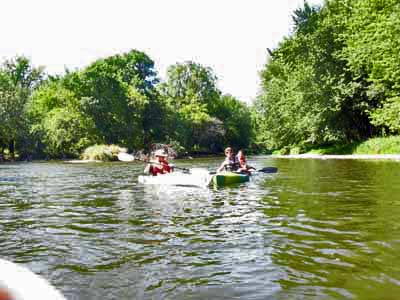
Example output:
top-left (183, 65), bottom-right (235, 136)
top-left (138, 170), bottom-right (249, 187)
top-left (212, 172), bottom-right (250, 186)
top-left (138, 169), bottom-right (212, 187)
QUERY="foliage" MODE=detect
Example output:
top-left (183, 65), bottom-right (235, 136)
top-left (81, 144), bottom-right (126, 161)
top-left (213, 94), bottom-right (253, 149)
top-left (160, 61), bottom-right (220, 111)
top-left (159, 62), bottom-right (253, 153)
top-left (159, 61), bottom-right (224, 151)
top-left (23, 53), bottom-right (254, 159)
top-left (254, 0), bottom-right (400, 150)
top-left (307, 135), bottom-right (400, 155)
top-left (28, 82), bottom-right (99, 157)
top-left (68, 50), bottom-right (160, 149)
top-left (339, 0), bottom-right (400, 132)
top-left (0, 56), bottom-right (44, 158)
top-left (354, 136), bottom-right (400, 154)
top-left (307, 144), bottom-right (357, 155)
top-left (39, 107), bottom-right (98, 158)
top-left (26, 50), bottom-right (164, 158)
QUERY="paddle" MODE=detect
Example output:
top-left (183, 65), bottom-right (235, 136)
top-left (117, 153), bottom-right (190, 173)
top-left (117, 152), bottom-right (135, 162)
top-left (255, 167), bottom-right (278, 173)
top-left (212, 167), bottom-right (278, 175)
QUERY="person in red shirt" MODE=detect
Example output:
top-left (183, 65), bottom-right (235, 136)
top-left (236, 150), bottom-right (255, 175)
top-left (0, 289), bottom-right (13, 300)
top-left (144, 149), bottom-right (173, 176)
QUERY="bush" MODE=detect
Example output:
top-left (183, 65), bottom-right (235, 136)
top-left (290, 147), bottom-right (302, 155)
top-left (354, 136), bottom-right (400, 154)
top-left (278, 147), bottom-right (290, 155)
top-left (81, 144), bottom-right (126, 161)
top-left (306, 136), bottom-right (400, 154)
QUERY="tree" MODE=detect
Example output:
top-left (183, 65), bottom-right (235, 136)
top-left (159, 61), bottom-right (223, 151)
top-left (213, 94), bottom-right (253, 150)
top-left (40, 107), bottom-right (98, 157)
top-left (28, 82), bottom-right (99, 157)
top-left (254, 0), bottom-right (400, 151)
top-left (0, 56), bottom-right (44, 159)
top-left (160, 61), bottom-right (221, 111)
top-left (338, 0), bottom-right (400, 133)
top-left (72, 50), bottom-right (160, 149)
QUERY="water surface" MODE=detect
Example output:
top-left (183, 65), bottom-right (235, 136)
top-left (0, 157), bottom-right (399, 299)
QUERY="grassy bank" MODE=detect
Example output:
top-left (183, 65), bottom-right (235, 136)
top-left (307, 136), bottom-right (400, 155)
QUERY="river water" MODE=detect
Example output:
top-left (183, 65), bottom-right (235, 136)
top-left (0, 156), bottom-right (400, 300)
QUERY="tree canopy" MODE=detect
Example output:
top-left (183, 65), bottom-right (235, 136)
top-left (254, 0), bottom-right (400, 151)
top-left (1, 53), bottom-right (253, 159)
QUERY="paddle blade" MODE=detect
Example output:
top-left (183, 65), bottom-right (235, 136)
top-left (258, 167), bottom-right (278, 173)
top-left (117, 153), bottom-right (135, 162)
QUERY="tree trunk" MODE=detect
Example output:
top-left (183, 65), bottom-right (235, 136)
top-left (9, 140), bottom-right (15, 160)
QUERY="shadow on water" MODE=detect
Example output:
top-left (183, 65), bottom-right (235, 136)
top-left (0, 157), bottom-right (400, 299)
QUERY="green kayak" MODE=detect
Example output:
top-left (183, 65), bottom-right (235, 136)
top-left (212, 171), bottom-right (250, 186)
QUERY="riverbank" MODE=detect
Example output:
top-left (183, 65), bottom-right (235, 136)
top-left (274, 153), bottom-right (400, 161)
top-left (271, 136), bottom-right (400, 159)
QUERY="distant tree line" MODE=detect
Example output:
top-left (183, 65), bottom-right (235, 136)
top-left (0, 52), bottom-right (253, 159)
top-left (254, 0), bottom-right (400, 152)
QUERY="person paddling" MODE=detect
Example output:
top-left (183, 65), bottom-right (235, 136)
top-left (217, 147), bottom-right (239, 173)
top-left (236, 150), bottom-right (255, 175)
top-left (144, 149), bottom-right (174, 176)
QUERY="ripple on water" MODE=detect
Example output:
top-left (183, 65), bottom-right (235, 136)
top-left (1, 159), bottom-right (400, 299)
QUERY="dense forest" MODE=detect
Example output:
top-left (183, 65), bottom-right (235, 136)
top-left (254, 0), bottom-right (400, 153)
top-left (0, 54), bottom-right (252, 159)
top-left (1, 0), bottom-right (399, 160)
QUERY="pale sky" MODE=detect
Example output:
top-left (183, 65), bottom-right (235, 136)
top-left (1, 0), bottom-right (323, 103)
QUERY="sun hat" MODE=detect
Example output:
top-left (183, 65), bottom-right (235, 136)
top-left (154, 149), bottom-right (168, 157)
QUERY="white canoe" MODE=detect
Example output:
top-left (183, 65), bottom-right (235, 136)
top-left (138, 168), bottom-right (213, 187)
top-left (0, 258), bottom-right (66, 300)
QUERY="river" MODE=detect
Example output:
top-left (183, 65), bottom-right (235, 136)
top-left (1, 156), bottom-right (400, 299)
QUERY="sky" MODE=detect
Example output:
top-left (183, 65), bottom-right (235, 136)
top-left (1, 0), bottom-right (324, 103)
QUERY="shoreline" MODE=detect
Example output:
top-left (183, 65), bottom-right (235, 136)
top-left (2, 154), bottom-right (400, 164)
top-left (273, 154), bottom-right (400, 161)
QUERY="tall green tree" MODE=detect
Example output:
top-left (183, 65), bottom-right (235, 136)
top-left (28, 81), bottom-right (99, 157)
top-left (160, 61), bottom-right (221, 111)
top-left (70, 50), bottom-right (160, 149)
top-left (337, 0), bottom-right (400, 133)
top-left (213, 94), bottom-right (253, 149)
top-left (0, 56), bottom-right (44, 158)
top-left (159, 61), bottom-right (224, 151)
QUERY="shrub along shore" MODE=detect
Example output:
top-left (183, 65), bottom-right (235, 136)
top-left (272, 136), bottom-right (400, 156)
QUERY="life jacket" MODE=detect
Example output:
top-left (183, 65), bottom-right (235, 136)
top-left (235, 155), bottom-right (251, 175)
top-left (150, 161), bottom-right (172, 176)
top-left (224, 156), bottom-right (239, 171)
